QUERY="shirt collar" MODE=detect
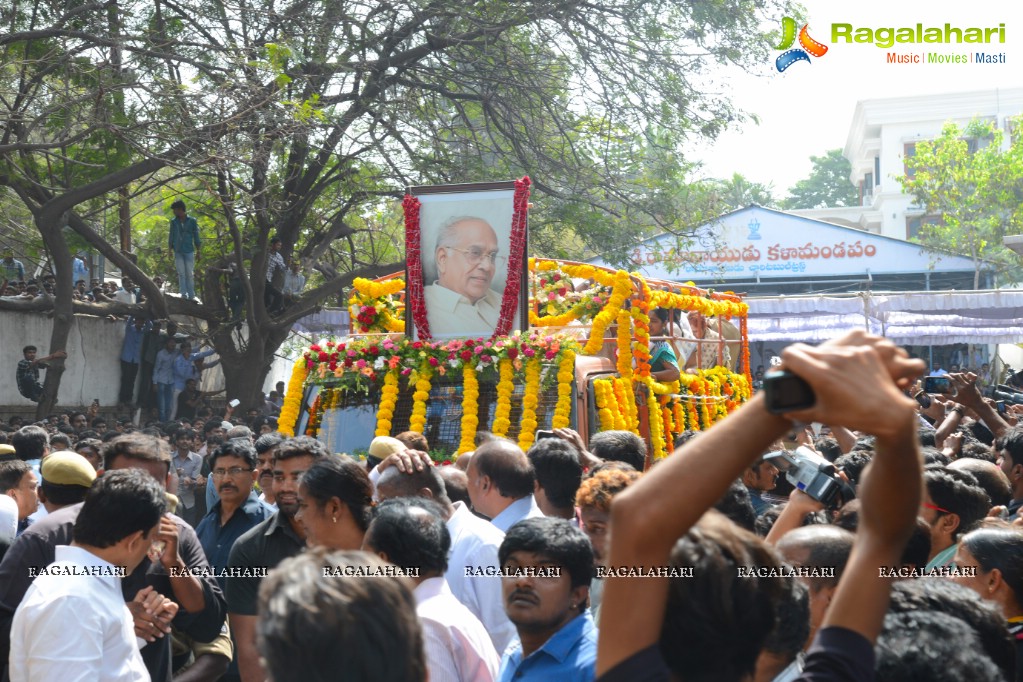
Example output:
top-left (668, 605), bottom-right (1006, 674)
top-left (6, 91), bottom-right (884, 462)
top-left (428, 282), bottom-right (498, 313)
top-left (265, 510), bottom-right (304, 544)
top-left (517, 611), bottom-right (595, 665)
top-left (53, 545), bottom-right (122, 589)
top-left (413, 576), bottom-right (450, 604)
top-left (491, 495), bottom-right (539, 533)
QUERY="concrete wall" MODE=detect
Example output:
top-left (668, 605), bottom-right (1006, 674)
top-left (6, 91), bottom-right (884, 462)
top-left (0, 310), bottom-right (305, 415)
top-left (1, 310), bottom-right (127, 411)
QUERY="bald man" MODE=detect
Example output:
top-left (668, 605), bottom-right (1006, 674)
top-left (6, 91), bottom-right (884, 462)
top-left (466, 439), bottom-right (543, 532)
top-left (424, 216), bottom-right (504, 337)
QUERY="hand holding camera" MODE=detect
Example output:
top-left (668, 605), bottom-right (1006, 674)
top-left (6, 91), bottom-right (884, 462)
top-left (764, 331), bottom-right (924, 440)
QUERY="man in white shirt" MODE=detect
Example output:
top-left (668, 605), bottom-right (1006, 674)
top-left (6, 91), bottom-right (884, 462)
top-left (424, 216), bottom-right (504, 338)
top-left (364, 497), bottom-right (499, 682)
top-left (467, 439), bottom-right (544, 533)
top-left (171, 427), bottom-right (204, 527)
top-left (372, 456), bottom-right (517, 654)
top-left (10, 468), bottom-right (174, 682)
top-left (281, 259), bottom-right (306, 303)
top-left (112, 277), bottom-right (137, 305)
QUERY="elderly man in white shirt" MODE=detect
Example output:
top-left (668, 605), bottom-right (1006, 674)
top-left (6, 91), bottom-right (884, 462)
top-left (371, 454), bottom-right (518, 655)
top-left (10, 468), bottom-right (175, 682)
top-left (424, 216), bottom-right (505, 338)
top-left (364, 497), bottom-right (499, 682)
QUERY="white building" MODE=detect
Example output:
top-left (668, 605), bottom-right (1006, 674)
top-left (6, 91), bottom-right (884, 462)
top-left (791, 87), bottom-right (1023, 240)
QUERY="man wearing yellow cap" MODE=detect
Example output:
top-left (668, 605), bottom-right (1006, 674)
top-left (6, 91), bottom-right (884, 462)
top-left (38, 451), bottom-right (96, 513)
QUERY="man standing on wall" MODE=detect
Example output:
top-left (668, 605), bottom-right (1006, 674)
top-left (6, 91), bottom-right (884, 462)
top-left (168, 200), bottom-right (201, 301)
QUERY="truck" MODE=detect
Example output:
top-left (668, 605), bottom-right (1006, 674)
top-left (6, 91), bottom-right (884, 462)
top-left (281, 259), bottom-right (751, 466)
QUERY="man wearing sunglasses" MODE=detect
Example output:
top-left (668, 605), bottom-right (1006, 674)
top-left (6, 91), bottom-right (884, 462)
top-left (425, 216), bottom-right (505, 338)
top-left (921, 466), bottom-right (991, 571)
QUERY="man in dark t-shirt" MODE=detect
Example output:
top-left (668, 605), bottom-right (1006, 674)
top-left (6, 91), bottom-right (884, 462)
top-left (226, 436), bottom-right (326, 682)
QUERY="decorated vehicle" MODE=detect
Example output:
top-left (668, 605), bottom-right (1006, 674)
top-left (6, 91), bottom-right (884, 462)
top-left (278, 178), bottom-right (750, 465)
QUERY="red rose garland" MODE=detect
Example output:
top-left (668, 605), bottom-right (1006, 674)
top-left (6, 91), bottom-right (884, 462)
top-left (403, 194), bottom-right (431, 339)
top-left (494, 176), bottom-right (531, 338)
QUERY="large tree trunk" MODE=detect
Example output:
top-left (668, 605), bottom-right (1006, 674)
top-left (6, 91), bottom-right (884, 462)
top-left (212, 323), bottom-right (292, 412)
top-left (36, 213), bottom-right (75, 419)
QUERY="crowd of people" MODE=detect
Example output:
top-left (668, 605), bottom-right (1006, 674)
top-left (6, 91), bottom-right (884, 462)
top-left (2, 330), bottom-right (1023, 681)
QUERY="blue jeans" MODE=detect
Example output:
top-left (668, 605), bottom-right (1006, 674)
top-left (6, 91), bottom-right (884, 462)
top-left (174, 251), bottom-right (196, 300)
top-left (156, 382), bottom-right (175, 422)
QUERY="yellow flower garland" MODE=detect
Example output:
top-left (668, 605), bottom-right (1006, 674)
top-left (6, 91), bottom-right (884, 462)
top-left (593, 379), bottom-right (618, 432)
top-left (649, 289), bottom-right (749, 319)
top-left (613, 378), bottom-right (638, 431)
top-left (492, 358), bottom-right (514, 437)
top-left (375, 369), bottom-right (400, 437)
top-left (457, 365), bottom-right (480, 454)
top-left (647, 384), bottom-right (667, 460)
top-left (409, 367), bottom-right (432, 434)
top-left (615, 310), bottom-right (633, 380)
top-left (279, 358), bottom-right (310, 436)
top-left (552, 350), bottom-right (575, 429)
top-left (350, 277), bottom-right (406, 332)
top-left (580, 270), bottom-right (632, 355)
top-left (518, 358), bottom-right (542, 450)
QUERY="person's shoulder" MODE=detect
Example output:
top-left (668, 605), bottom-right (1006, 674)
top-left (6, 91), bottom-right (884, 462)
top-left (235, 514), bottom-right (275, 545)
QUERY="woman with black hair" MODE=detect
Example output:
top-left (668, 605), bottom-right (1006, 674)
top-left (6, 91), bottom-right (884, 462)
top-left (295, 455), bottom-right (374, 550)
top-left (954, 525), bottom-right (1023, 681)
top-left (648, 308), bottom-right (680, 383)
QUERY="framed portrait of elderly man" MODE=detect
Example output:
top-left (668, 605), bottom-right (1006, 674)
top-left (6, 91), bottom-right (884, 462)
top-left (403, 178), bottom-right (531, 340)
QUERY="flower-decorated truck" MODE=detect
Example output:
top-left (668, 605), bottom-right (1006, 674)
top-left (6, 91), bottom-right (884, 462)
top-left (277, 258), bottom-right (752, 465)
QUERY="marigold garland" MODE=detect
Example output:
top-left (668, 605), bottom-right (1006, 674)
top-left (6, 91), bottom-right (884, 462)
top-left (661, 396), bottom-right (674, 445)
top-left (409, 366), bottom-right (433, 434)
top-left (279, 355), bottom-right (310, 436)
top-left (518, 358), bottom-right (542, 450)
top-left (375, 369), bottom-right (400, 437)
top-left (350, 277), bottom-right (405, 333)
top-left (647, 390), bottom-right (667, 460)
top-left (552, 350), bottom-right (575, 429)
top-left (457, 365), bottom-right (480, 454)
top-left (580, 270), bottom-right (632, 355)
top-left (593, 379), bottom-right (618, 432)
top-left (492, 358), bottom-right (514, 437)
top-left (611, 378), bottom-right (632, 431)
top-left (615, 310), bottom-right (633, 380)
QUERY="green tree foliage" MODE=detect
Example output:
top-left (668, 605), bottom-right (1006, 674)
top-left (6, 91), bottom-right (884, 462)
top-left (709, 173), bottom-right (777, 211)
top-left (781, 149), bottom-right (858, 209)
top-left (899, 119), bottom-right (1023, 288)
top-left (0, 0), bottom-right (793, 408)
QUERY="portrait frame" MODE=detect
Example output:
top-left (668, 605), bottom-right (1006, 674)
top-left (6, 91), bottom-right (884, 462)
top-left (403, 178), bottom-right (531, 341)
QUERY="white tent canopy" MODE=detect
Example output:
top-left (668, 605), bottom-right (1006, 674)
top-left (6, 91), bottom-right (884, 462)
top-left (748, 290), bottom-right (1023, 345)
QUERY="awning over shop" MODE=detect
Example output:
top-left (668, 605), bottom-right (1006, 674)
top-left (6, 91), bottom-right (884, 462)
top-left (748, 290), bottom-right (1023, 345)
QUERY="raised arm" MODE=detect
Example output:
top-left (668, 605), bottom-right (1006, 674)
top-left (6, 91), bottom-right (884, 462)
top-left (783, 341), bottom-right (923, 644)
top-left (597, 331), bottom-right (924, 675)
